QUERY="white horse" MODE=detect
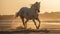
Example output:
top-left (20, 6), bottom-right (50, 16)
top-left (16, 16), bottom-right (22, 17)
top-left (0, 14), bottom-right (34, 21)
top-left (16, 2), bottom-right (40, 29)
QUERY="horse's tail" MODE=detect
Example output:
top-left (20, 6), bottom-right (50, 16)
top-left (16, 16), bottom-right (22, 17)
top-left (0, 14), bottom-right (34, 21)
top-left (15, 8), bottom-right (24, 19)
top-left (16, 12), bottom-right (19, 17)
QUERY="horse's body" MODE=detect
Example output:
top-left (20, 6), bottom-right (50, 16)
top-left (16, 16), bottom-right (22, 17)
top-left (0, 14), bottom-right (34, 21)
top-left (19, 7), bottom-right (39, 19)
top-left (16, 2), bottom-right (40, 29)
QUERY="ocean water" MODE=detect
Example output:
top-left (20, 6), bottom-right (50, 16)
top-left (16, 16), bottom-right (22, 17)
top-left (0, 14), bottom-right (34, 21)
top-left (0, 20), bottom-right (60, 34)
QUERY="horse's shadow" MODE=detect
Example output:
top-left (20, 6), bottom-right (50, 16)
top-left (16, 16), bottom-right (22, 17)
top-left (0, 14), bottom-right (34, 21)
top-left (15, 2), bottom-right (41, 29)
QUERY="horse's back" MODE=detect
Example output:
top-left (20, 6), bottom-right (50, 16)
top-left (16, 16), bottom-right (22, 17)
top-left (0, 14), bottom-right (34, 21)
top-left (20, 7), bottom-right (30, 12)
top-left (19, 7), bottom-right (31, 18)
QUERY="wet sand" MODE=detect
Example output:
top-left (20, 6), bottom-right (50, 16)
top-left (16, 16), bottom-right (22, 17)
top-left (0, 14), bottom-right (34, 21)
top-left (0, 30), bottom-right (60, 34)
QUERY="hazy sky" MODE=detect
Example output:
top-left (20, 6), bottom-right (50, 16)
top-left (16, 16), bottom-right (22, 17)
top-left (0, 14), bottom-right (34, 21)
top-left (0, 0), bottom-right (60, 15)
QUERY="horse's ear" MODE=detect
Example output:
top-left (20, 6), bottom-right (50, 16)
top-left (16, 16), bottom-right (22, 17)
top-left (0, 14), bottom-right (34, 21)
top-left (38, 2), bottom-right (40, 4)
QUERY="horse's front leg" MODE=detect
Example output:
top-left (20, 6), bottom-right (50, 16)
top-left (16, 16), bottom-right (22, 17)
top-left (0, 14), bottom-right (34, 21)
top-left (32, 19), bottom-right (38, 29)
top-left (36, 18), bottom-right (40, 29)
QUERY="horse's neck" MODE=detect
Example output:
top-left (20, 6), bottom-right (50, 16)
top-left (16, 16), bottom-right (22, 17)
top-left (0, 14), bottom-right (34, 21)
top-left (30, 8), bottom-right (38, 14)
top-left (30, 4), bottom-right (39, 13)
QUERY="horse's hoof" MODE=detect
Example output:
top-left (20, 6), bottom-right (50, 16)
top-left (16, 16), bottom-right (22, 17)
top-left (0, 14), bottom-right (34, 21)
top-left (24, 27), bottom-right (27, 29)
top-left (36, 27), bottom-right (39, 29)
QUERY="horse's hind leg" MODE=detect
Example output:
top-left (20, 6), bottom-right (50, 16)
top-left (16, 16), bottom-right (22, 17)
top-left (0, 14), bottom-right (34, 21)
top-left (20, 16), bottom-right (29, 29)
top-left (20, 16), bottom-right (25, 28)
top-left (24, 19), bottom-right (29, 29)
top-left (36, 18), bottom-right (40, 29)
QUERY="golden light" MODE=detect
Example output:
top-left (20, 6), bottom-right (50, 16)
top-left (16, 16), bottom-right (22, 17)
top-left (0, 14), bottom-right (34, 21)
top-left (0, 0), bottom-right (60, 15)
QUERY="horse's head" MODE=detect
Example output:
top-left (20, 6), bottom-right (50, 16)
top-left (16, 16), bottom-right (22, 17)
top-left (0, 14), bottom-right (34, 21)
top-left (35, 2), bottom-right (40, 12)
top-left (31, 2), bottom-right (40, 12)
